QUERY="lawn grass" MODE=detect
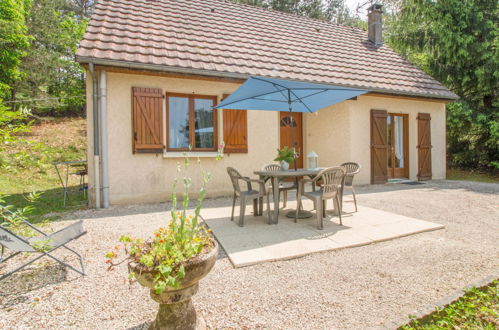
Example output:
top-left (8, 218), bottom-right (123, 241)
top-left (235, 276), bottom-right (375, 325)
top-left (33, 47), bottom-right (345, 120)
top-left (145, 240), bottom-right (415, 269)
top-left (0, 117), bottom-right (87, 221)
top-left (401, 280), bottom-right (499, 329)
top-left (447, 168), bottom-right (499, 183)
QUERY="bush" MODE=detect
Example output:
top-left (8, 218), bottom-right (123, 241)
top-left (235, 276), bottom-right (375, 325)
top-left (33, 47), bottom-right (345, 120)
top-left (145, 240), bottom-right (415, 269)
top-left (402, 280), bottom-right (499, 329)
top-left (447, 101), bottom-right (499, 170)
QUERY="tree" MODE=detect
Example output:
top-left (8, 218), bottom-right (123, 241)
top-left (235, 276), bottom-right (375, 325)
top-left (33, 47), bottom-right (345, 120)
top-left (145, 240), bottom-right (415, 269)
top-left (14, 0), bottom-right (88, 115)
top-left (387, 0), bottom-right (499, 169)
top-left (65, 0), bottom-right (94, 21)
top-left (0, 0), bottom-right (31, 100)
top-left (234, 0), bottom-right (352, 24)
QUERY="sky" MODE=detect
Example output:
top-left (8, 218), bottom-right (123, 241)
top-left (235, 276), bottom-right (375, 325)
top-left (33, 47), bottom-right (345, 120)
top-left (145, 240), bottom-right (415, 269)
top-left (344, 0), bottom-right (368, 19)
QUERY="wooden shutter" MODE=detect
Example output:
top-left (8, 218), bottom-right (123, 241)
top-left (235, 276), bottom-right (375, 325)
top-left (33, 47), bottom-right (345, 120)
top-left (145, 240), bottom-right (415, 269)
top-left (222, 94), bottom-right (248, 153)
top-left (132, 87), bottom-right (163, 153)
top-left (370, 109), bottom-right (388, 184)
top-left (417, 113), bottom-right (432, 180)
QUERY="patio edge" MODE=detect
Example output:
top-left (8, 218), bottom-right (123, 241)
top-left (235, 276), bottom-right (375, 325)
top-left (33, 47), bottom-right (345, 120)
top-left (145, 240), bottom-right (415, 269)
top-left (227, 224), bottom-right (446, 269)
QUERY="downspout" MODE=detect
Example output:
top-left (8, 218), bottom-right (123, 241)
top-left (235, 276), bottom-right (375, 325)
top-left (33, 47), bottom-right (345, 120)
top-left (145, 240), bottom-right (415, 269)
top-left (89, 63), bottom-right (101, 209)
top-left (100, 70), bottom-right (110, 208)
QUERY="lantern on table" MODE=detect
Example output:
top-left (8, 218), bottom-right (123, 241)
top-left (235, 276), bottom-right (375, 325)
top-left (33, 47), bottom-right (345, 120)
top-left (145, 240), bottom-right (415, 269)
top-left (307, 151), bottom-right (318, 170)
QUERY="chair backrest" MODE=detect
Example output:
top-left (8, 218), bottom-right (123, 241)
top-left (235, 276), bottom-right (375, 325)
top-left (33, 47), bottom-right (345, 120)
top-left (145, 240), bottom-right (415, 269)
top-left (48, 220), bottom-right (85, 245)
top-left (0, 226), bottom-right (36, 252)
top-left (340, 162), bottom-right (361, 186)
top-left (263, 163), bottom-right (281, 171)
top-left (226, 167), bottom-right (243, 194)
top-left (316, 167), bottom-right (346, 199)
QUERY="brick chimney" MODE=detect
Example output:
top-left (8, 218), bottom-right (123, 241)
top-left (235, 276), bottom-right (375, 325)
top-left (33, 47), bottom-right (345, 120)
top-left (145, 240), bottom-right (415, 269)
top-left (367, 3), bottom-right (383, 45)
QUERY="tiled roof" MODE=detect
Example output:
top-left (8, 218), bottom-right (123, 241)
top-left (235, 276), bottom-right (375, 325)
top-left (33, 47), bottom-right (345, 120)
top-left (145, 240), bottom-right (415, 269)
top-left (76, 0), bottom-right (458, 100)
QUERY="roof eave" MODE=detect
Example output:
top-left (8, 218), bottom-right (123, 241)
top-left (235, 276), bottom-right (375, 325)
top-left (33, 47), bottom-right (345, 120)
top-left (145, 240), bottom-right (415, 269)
top-left (76, 56), bottom-right (459, 101)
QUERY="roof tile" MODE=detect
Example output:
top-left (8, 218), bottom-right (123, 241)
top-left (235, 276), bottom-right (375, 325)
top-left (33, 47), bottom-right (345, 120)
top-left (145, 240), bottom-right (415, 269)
top-left (76, 0), bottom-right (458, 100)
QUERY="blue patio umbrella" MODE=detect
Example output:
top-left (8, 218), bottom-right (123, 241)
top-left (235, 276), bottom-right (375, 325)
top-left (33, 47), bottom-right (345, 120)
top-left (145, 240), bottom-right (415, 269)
top-left (215, 76), bottom-right (368, 170)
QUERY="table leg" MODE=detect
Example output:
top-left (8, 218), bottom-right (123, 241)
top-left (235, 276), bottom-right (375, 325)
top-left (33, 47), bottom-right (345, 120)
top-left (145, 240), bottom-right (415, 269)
top-left (284, 179), bottom-right (314, 219)
top-left (64, 164), bottom-right (70, 207)
top-left (272, 177), bottom-right (280, 224)
top-left (258, 175), bottom-right (265, 216)
top-left (54, 164), bottom-right (67, 207)
top-left (253, 198), bottom-right (258, 216)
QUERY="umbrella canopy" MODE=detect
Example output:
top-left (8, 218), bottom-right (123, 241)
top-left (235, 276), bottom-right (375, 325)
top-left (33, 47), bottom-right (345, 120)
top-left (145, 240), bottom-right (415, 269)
top-left (214, 76), bottom-right (369, 171)
top-left (214, 76), bottom-right (368, 112)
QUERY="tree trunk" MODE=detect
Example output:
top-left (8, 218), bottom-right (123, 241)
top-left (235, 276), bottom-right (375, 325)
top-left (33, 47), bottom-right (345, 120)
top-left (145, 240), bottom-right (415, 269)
top-left (10, 88), bottom-right (16, 112)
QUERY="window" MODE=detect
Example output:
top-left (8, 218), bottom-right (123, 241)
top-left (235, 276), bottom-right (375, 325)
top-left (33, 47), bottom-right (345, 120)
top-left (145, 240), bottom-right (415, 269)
top-left (166, 94), bottom-right (218, 151)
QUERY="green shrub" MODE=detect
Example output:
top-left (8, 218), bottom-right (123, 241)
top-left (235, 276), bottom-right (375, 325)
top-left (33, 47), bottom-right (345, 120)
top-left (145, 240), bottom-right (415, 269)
top-left (402, 280), bottom-right (499, 329)
top-left (447, 101), bottom-right (499, 170)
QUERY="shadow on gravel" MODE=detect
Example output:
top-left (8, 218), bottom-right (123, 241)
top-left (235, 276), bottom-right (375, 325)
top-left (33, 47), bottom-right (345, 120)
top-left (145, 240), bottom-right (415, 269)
top-left (68, 180), bottom-right (498, 221)
top-left (126, 322), bottom-right (150, 330)
top-left (0, 263), bottom-right (67, 308)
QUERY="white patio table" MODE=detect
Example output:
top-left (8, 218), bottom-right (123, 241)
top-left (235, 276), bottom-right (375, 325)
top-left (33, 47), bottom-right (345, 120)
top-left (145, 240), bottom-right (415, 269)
top-left (254, 168), bottom-right (322, 224)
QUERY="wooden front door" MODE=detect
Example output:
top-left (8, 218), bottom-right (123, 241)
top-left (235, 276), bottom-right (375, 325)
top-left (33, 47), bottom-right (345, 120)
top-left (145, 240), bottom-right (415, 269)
top-left (387, 113), bottom-right (409, 178)
top-left (280, 112), bottom-right (303, 169)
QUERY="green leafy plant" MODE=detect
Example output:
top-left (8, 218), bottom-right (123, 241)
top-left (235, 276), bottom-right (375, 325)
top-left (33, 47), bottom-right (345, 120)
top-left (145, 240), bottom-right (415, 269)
top-left (401, 280), bottom-right (499, 329)
top-left (0, 192), bottom-right (54, 251)
top-left (106, 150), bottom-right (221, 294)
top-left (0, 117), bottom-right (88, 221)
top-left (0, 0), bottom-right (31, 98)
top-left (274, 146), bottom-right (296, 164)
top-left (1, 192), bottom-right (40, 237)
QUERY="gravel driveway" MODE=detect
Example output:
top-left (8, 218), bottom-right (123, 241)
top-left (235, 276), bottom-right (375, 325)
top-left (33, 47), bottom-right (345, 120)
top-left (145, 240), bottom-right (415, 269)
top-left (1, 180), bottom-right (498, 329)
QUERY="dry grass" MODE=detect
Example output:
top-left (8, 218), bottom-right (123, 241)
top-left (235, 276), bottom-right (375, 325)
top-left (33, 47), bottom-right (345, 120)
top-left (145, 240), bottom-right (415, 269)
top-left (0, 117), bottom-right (87, 219)
top-left (27, 117), bottom-right (86, 151)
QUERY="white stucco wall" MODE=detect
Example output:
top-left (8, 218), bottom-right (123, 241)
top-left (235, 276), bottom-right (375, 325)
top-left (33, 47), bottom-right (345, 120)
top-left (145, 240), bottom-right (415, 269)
top-left (86, 71), bottom-right (280, 205)
top-left (305, 94), bottom-right (447, 185)
top-left (86, 71), bottom-right (447, 205)
top-left (349, 95), bottom-right (446, 184)
top-left (304, 101), bottom-right (352, 167)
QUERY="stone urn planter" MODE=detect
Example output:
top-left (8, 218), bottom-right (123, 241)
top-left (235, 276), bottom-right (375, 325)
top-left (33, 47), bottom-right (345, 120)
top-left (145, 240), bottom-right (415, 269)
top-left (130, 241), bottom-right (219, 330)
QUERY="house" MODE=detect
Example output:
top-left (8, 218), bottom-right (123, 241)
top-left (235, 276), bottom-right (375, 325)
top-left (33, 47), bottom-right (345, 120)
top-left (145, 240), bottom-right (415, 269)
top-left (76, 0), bottom-right (458, 207)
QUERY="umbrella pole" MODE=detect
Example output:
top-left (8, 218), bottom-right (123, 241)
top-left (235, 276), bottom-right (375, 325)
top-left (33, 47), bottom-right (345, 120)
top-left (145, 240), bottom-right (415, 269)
top-left (287, 89), bottom-right (297, 171)
top-left (285, 89), bottom-right (311, 220)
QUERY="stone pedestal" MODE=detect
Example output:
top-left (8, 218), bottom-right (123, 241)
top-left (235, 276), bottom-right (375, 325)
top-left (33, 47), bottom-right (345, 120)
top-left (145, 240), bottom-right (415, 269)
top-left (149, 298), bottom-right (196, 330)
top-left (149, 283), bottom-right (199, 330)
top-left (131, 241), bottom-right (218, 330)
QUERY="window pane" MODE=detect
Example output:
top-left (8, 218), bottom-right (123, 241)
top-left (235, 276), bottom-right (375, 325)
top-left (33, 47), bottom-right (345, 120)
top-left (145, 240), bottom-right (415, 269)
top-left (194, 98), bottom-right (214, 149)
top-left (169, 97), bottom-right (189, 149)
top-left (387, 115), bottom-right (392, 168)
top-left (393, 116), bottom-right (404, 168)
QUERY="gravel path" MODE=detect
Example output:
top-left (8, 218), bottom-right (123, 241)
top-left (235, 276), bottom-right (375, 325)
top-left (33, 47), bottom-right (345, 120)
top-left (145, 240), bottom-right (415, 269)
top-left (1, 180), bottom-right (498, 329)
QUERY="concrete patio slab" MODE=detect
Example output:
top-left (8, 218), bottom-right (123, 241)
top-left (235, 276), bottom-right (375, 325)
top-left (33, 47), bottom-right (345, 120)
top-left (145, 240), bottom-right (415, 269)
top-left (202, 200), bottom-right (445, 267)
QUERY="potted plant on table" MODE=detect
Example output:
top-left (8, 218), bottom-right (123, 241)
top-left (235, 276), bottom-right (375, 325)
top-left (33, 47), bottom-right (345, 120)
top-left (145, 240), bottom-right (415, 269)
top-left (106, 154), bottom-right (220, 330)
top-left (274, 146), bottom-right (296, 170)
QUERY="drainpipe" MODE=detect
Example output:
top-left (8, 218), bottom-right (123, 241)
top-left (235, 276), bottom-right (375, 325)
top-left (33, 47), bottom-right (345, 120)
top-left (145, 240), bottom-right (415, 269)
top-left (100, 70), bottom-right (110, 208)
top-left (89, 63), bottom-right (101, 209)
